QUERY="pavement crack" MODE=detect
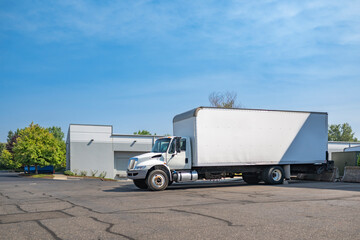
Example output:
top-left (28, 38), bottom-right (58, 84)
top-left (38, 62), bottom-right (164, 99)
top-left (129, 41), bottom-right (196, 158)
top-left (54, 197), bottom-right (106, 214)
top-left (194, 193), bottom-right (230, 202)
top-left (0, 191), bottom-right (10, 199)
top-left (125, 211), bottom-right (165, 214)
top-left (36, 220), bottom-right (62, 240)
top-left (57, 210), bottom-right (75, 218)
top-left (59, 205), bottom-right (75, 211)
top-left (89, 216), bottom-right (135, 240)
top-left (1, 203), bottom-right (28, 213)
top-left (14, 204), bottom-right (27, 213)
top-left (24, 190), bottom-right (34, 195)
top-left (170, 209), bottom-right (243, 227)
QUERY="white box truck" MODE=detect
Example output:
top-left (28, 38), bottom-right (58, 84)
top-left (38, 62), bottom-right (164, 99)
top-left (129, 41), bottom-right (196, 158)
top-left (127, 107), bottom-right (331, 191)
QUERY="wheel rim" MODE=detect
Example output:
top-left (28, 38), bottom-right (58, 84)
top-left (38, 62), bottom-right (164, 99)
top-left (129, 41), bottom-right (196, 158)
top-left (271, 169), bottom-right (282, 181)
top-left (151, 173), bottom-right (165, 189)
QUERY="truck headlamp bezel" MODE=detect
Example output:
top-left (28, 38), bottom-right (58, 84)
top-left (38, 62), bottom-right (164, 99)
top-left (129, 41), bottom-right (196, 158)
top-left (134, 165), bottom-right (146, 170)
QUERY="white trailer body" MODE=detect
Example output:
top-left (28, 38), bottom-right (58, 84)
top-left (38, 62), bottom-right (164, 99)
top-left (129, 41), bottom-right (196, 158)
top-left (173, 107), bottom-right (328, 167)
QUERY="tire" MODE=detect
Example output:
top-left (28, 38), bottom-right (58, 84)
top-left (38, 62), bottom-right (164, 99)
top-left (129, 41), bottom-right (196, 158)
top-left (146, 169), bottom-right (169, 191)
top-left (133, 179), bottom-right (148, 189)
top-left (242, 173), bottom-right (260, 184)
top-left (262, 166), bottom-right (284, 184)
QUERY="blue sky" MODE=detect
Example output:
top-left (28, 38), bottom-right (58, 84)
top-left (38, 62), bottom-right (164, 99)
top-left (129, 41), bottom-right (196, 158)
top-left (0, 0), bottom-right (360, 141)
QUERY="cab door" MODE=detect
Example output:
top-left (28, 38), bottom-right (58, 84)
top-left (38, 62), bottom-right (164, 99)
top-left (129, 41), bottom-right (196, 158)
top-left (167, 137), bottom-right (191, 170)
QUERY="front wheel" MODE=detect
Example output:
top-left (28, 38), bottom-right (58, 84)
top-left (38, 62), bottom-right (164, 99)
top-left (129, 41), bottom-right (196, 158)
top-left (133, 179), bottom-right (148, 189)
top-left (146, 169), bottom-right (169, 191)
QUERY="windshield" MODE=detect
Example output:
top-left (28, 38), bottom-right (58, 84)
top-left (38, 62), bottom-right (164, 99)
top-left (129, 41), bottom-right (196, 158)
top-left (151, 138), bottom-right (171, 153)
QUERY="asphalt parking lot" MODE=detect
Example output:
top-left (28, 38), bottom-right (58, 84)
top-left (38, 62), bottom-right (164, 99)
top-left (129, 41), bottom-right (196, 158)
top-left (1, 172), bottom-right (360, 240)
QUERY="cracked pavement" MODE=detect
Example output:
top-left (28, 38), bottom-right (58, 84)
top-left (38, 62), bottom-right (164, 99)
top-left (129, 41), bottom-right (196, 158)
top-left (1, 172), bottom-right (360, 240)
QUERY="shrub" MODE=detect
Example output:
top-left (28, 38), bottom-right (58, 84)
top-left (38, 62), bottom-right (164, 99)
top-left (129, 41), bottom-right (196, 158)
top-left (55, 167), bottom-right (66, 173)
top-left (64, 170), bottom-right (74, 176)
top-left (80, 170), bottom-right (87, 176)
top-left (90, 169), bottom-right (98, 177)
top-left (98, 171), bottom-right (107, 178)
top-left (73, 169), bottom-right (79, 176)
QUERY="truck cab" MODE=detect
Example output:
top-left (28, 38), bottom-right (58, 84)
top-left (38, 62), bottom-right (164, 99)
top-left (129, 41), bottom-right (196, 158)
top-left (127, 136), bottom-right (193, 190)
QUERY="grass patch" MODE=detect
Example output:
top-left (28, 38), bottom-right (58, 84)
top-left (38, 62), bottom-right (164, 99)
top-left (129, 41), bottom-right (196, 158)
top-left (31, 174), bottom-right (54, 178)
top-left (20, 173), bottom-right (54, 179)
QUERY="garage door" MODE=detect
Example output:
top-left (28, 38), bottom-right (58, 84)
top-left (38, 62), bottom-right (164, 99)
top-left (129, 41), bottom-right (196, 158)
top-left (114, 151), bottom-right (145, 178)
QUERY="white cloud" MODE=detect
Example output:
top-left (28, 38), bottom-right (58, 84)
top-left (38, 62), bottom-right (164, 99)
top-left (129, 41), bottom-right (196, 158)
top-left (1, 0), bottom-right (359, 51)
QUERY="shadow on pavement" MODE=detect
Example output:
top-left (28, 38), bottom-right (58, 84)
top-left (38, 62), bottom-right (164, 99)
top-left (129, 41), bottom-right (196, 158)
top-left (0, 173), bottom-right (20, 177)
top-left (104, 179), bottom-right (254, 192)
top-left (274, 180), bottom-right (360, 192)
top-left (104, 179), bottom-right (360, 193)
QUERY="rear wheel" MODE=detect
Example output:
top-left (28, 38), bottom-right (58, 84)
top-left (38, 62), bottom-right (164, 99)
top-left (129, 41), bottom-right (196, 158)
top-left (262, 166), bottom-right (284, 184)
top-left (133, 179), bottom-right (148, 189)
top-left (242, 173), bottom-right (260, 184)
top-left (146, 169), bottom-right (169, 191)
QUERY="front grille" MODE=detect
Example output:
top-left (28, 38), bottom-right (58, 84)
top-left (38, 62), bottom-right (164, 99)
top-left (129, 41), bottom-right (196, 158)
top-left (128, 159), bottom-right (136, 170)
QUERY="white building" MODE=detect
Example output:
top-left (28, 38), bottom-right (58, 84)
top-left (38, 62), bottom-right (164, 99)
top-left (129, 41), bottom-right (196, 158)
top-left (66, 124), bottom-right (162, 179)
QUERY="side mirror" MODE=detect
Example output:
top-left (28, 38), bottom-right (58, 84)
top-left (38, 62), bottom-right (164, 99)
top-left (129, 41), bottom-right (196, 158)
top-left (176, 138), bottom-right (181, 153)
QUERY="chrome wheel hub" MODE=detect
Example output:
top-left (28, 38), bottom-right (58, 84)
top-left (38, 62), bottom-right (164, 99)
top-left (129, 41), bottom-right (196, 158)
top-left (271, 169), bottom-right (282, 181)
top-left (152, 174), bottom-right (165, 188)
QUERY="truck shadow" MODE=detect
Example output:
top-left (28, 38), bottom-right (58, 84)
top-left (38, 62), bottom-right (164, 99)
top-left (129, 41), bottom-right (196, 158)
top-left (104, 180), bottom-right (360, 193)
top-left (166, 180), bottom-right (250, 190)
top-left (104, 179), bottom-right (253, 192)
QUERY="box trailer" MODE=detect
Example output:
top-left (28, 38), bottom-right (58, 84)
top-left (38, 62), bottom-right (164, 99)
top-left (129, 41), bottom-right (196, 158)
top-left (127, 107), bottom-right (331, 191)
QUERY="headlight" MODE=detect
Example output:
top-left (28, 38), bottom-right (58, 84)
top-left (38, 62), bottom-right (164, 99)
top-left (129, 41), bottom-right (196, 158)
top-left (134, 165), bottom-right (146, 170)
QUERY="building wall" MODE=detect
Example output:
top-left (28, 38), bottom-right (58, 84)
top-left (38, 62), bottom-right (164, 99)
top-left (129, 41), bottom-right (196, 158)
top-left (69, 125), bottom-right (115, 178)
top-left (66, 127), bottom-right (70, 170)
top-left (67, 124), bottom-right (161, 179)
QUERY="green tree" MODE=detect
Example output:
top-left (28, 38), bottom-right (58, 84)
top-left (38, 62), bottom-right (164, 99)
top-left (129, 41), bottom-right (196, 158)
top-left (134, 130), bottom-right (152, 135)
top-left (328, 123), bottom-right (358, 142)
top-left (47, 126), bottom-right (66, 168)
top-left (6, 129), bottom-right (20, 153)
top-left (0, 149), bottom-right (21, 169)
top-left (0, 130), bottom-right (20, 170)
top-left (13, 123), bottom-right (66, 174)
top-left (209, 91), bottom-right (241, 108)
top-left (0, 142), bottom-right (5, 153)
top-left (47, 126), bottom-right (65, 141)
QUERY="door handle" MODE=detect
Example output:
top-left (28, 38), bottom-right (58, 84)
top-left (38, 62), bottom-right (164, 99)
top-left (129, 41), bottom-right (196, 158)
top-left (185, 158), bottom-right (188, 164)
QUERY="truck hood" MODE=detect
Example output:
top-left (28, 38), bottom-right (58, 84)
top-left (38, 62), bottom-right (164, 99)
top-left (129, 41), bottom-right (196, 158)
top-left (133, 152), bottom-right (164, 162)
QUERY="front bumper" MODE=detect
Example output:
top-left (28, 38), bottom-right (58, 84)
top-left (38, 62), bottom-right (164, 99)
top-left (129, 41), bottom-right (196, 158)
top-left (127, 169), bottom-right (148, 180)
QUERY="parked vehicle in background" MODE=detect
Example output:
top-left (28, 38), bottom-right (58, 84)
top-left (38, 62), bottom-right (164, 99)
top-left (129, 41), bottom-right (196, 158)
top-left (24, 165), bottom-right (54, 174)
top-left (127, 107), bottom-right (331, 191)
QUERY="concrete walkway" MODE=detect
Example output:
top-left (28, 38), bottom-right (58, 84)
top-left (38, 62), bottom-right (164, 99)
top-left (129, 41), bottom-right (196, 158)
top-left (52, 174), bottom-right (68, 180)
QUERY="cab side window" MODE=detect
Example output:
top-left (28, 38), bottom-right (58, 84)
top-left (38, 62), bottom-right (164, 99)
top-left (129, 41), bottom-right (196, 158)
top-left (181, 139), bottom-right (186, 151)
top-left (168, 139), bottom-right (175, 154)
